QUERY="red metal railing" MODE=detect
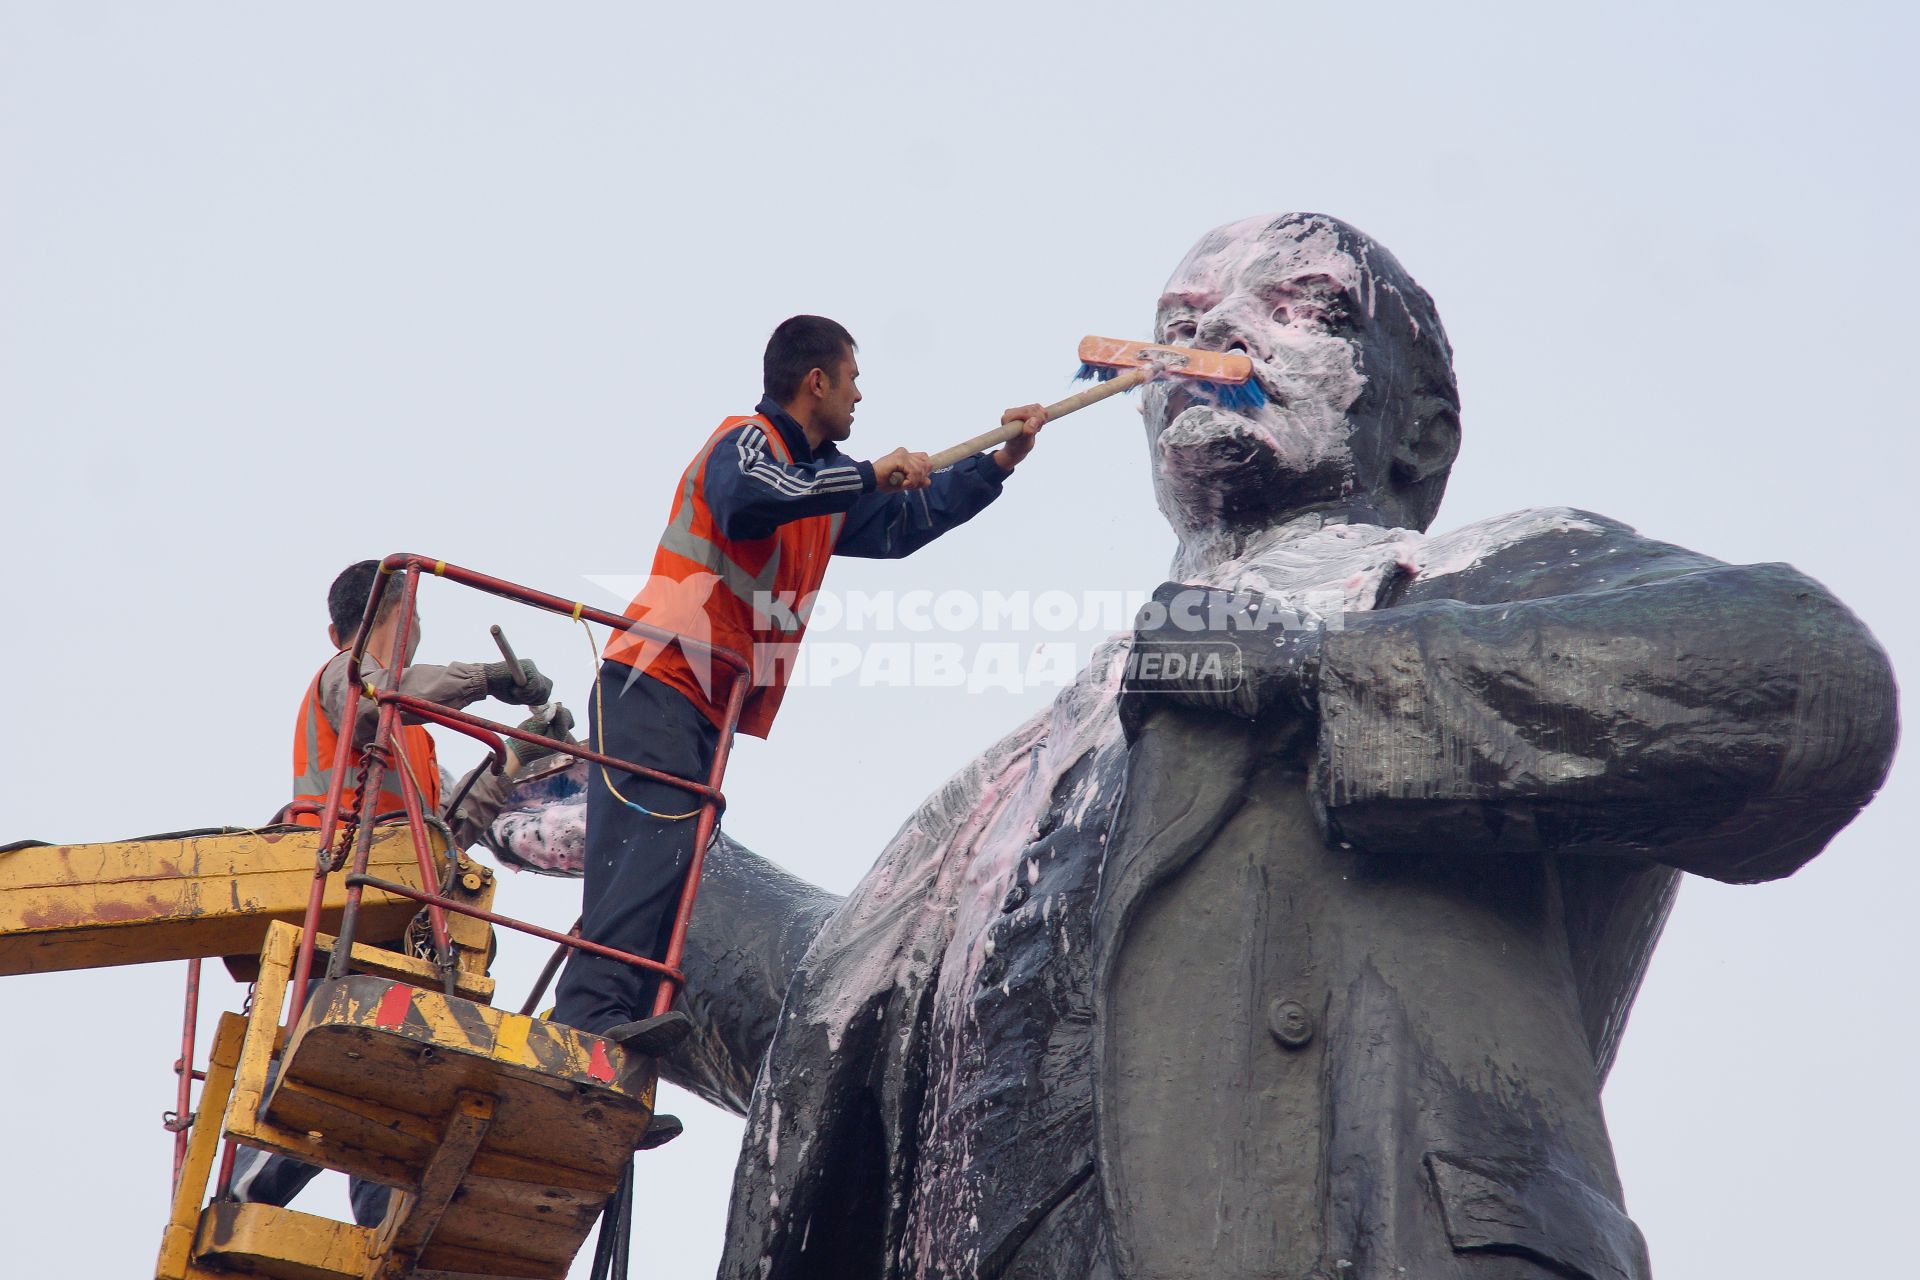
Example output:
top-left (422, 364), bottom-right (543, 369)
top-left (166, 958), bottom-right (202, 1183)
top-left (173, 554), bottom-right (750, 1193)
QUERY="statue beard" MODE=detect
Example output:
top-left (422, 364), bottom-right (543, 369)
top-left (1147, 389), bottom-right (1362, 536)
top-left (1144, 323), bottom-right (1372, 539)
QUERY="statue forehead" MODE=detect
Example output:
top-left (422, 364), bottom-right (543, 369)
top-left (1163, 214), bottom-right (1367, 300)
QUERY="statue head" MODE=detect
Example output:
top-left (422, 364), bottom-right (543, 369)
top-left (1144, 213), bottom-right (1460, 558)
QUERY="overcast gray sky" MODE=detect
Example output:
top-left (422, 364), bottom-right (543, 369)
top-left (2, 3), bottom-right (1913, 1277)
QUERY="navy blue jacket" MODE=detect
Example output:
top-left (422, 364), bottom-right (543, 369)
top-left (702, 397), bottom-right (1010, 558)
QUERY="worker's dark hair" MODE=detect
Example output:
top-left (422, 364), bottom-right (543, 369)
top-left (328, 559), bottom-right (401, 640)
top-left (764, 315), bottom-right (856, 402)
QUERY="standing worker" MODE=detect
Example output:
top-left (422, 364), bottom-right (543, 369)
top-left (553, 315), bottom-right (1046, 1047)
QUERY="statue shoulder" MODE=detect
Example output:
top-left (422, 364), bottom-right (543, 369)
top-left (1415, 506), bottom-right (1632, 575)
top-left (1404, 507), bottom-right (1719, 604)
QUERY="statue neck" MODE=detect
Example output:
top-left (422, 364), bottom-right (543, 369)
top-left (1170, 501), bottom-right (1390, 580)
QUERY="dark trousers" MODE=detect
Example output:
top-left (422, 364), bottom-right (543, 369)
top-left (552, 665), bottom-right (719, 1035)
top-left (233, 995), bottom-right (392, 1227)
top-left (232, 1145), bottom-right (392, 1227)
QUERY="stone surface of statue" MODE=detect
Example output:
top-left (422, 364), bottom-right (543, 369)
top-left (492, 214), bottom-right (1899, 1280)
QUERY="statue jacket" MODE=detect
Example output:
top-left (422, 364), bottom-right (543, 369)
top-left (664, 507), bottom-right (1896, 1280)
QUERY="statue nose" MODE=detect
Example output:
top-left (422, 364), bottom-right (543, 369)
top-left (1195, 312), bottom-right (1260, 360)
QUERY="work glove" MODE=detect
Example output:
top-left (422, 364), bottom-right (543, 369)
top-left (484, 658), bottom-right (553, 706)
top-left (507, 704), bottom-right (576, 771)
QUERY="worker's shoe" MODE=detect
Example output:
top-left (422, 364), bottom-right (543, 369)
top-left (603, 1010), bottom-right (692, 1057)
top-left (638, 1113), bottom-right (684, 1151)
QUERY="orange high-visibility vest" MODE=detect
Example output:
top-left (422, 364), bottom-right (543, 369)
top-left (291, 660), bottom-right (443, 827)
top-left (604, 415), bottom-right (845, 738)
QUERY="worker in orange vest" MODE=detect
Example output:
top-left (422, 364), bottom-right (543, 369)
top-left (237, 558), bottom-right (565, 1226)
top-left (285, 558), bottom-right (562, 842)
top-left (553, 315), bottom-right (1045, 1049)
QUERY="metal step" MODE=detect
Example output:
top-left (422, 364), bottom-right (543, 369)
top-left (186, 1202), bottom-right (370, 1280)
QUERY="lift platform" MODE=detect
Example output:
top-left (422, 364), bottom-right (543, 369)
top-left (157, 923), bottom-right (659, 1280)
top-left (2, 554), bottom-right (750, 1280)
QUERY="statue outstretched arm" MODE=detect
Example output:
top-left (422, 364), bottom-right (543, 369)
top-left (1123, 519), bottom-right (1897, 883)
top-left (1315, 554), bottom-right (1897, 881)
top-left (659, 834), bottom-right (844, 1114)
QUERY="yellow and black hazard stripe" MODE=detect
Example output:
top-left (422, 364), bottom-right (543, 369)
top-left (300, 976), bottom-right (650, 1097)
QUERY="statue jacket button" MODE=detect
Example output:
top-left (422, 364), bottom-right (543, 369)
top-left (1268, 997), bottom-right (1314, 1048)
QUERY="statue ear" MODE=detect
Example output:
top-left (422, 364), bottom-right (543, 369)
top-left (1390, 399), bottom-right (1460, 485)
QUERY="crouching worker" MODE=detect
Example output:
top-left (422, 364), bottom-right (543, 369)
top-left (236, 558), bottom-right (570, 1226)
top-left (285, 557), bottom-right (567, 840)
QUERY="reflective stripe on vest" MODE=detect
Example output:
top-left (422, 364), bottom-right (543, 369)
top-left (605, 415), bottom-right (849, 738)
top-left (292, 663), bottom-right (442, 825)
top-left (659, 453), bottom-right (794, 629)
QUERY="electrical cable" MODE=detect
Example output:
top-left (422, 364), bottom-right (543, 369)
top-left (578, 617), bottom-right (702, 821)
top-left (587, 1156), bottom-right (634, 1280)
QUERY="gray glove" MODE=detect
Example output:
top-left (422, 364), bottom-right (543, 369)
top-left (484, 658), bottom-right (553, 706)
top-left (507, 703), bottom-right (576, 771)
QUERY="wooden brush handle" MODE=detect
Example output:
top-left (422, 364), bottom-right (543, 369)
top-left (885, 367), bottom-right (1150, 485)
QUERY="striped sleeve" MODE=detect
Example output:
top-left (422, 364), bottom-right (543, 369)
top-left (833, 452), bottom-right (1008, 559)
top-left (704, 422), bottom-right (876, 540)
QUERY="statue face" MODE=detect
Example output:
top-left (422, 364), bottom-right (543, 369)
top-left (1145, 214), bottom-right (1401, 537)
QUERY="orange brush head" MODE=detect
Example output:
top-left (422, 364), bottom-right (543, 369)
top-left (1075, 335), bottom-right (1263, 410)
top-left (1076, 335), bottom-right (1255, 384)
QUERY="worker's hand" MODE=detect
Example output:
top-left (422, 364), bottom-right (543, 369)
top-left (1117, 582), bottom-right (1323, 740)
top-left (506, 704), bottom-right (575, 772)
top-left (874, 447), bottom-right (933, 492)
top-left (992, 404), bottom-right (1048, 473)
top-left (484, 658), bottom-right (554, 706)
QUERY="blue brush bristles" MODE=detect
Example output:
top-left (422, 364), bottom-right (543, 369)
top-left (1208, 379), bottom-right (1269, 412)
top-left (1074, 363), bottom-right (1267, 412)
